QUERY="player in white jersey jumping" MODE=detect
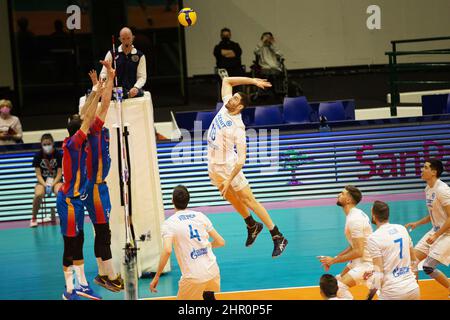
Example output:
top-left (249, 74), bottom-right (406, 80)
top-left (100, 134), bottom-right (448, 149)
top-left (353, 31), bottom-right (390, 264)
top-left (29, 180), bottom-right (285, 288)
top-left (405, 158), bottom-right (450, 297)
top-left (207, 76), bottom-right (288, 258)
top-left (365, 200), bottom-right (420, 300)
top-left (318, 185), bottom-right (373, 299)
top-left (150, 185), bottom-right (225, 300)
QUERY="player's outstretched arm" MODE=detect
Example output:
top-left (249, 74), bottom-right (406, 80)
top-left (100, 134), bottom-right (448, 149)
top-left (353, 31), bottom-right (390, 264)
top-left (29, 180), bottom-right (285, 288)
top-left (405, 215), bottom-right (431, 231)
top-left (96, 60), bottom-right (116, 121)
top-left (221, 77), bottom-right (271, 99)
top-left (80, 70), bottom-right (101, 119)
top-left (208, 228), bottom-right (225, 249)
top-left (426, 207), bottom-right (450, 244)
top-left (333, 237), bottom-right (365, 264)
top-left (80, 80), bottom-right (104, 135)
top-left (149, 237), bottom-right (173, 293)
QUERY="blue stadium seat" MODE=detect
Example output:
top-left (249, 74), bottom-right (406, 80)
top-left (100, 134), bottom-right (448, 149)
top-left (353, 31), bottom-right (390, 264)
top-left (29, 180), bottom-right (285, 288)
top-left (283, 96), bottom-right (314, 123)
top-left (195, 111), bottom-right (216, 130)
top-left (254, 105), bottom-right (283, 126)
top-left (421, 94), bottom-right (448, 115)
top-left (318, 101), bottom-right (346, 121)
top-left (242, 107), bottom-right (255, 126)
top-left (175, 111), bottom-right (197, 131)
top-left (342, 100), bottom-right (356, 120)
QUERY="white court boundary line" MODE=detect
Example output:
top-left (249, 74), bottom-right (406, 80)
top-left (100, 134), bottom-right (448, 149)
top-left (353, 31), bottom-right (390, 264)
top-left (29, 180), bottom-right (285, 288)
top-left (141, 279), bottom-right (439, 300)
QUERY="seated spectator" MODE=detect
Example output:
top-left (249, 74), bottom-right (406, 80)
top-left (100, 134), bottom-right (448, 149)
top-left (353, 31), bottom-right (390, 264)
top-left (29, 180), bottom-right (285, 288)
top-left (252, 32), bottom-right (290, 100)
top-left (213, 28), bottom-right (244, 77)
top-left (30, 133), bottom-right (63, 227)
top-left (0, 99), bottom-right (23, 145)
top-left (319, 274), bottom-right (345, 300)
top-left (254, 32), bottom-right (283, 75)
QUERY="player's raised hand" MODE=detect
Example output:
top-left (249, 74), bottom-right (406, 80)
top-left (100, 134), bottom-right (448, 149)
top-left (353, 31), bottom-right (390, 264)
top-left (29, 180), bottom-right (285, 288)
top-left (253, 78), bottom-right (272, 90)
top-left (100, 60), bottom-right (115, 78)
top-left (88, 70), bottom-right (98, 86)
top-left (95, 78), bottom-right (106, 96)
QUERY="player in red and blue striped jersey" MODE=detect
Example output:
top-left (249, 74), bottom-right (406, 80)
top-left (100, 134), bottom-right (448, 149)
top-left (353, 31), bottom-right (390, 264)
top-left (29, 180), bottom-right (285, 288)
top-left (82, 62), bottom-right (124, 292)
top-left (57, 76), bottom-right (105, 300)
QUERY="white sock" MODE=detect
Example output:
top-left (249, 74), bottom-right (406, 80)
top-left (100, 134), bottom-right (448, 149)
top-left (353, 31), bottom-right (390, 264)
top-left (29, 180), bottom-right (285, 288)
top-left (64, 267), bottom-right (74, 293)
top-left (102, 259), bottom-right (116, 280)
top-left (73, 264), bottom-right (88, 286)
top-left (96, 258), bottom-right (105, 276)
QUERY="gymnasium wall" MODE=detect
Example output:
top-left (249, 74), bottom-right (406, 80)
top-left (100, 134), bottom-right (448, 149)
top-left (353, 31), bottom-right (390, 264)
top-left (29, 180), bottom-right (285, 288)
top-left (0, 0), bottom-right (14, 90)
top-left (183, 0), bottom-right (450, 76)
top-left (156, 122), bottom-right (450, 208)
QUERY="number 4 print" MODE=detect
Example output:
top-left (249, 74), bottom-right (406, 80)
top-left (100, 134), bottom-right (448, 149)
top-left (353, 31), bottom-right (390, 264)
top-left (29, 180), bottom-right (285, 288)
top-left (189, 224), bottom-right (201, 241)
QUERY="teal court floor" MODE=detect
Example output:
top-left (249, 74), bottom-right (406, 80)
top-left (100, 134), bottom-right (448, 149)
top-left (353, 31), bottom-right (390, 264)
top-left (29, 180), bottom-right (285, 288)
top-left (0, 196), bottom-right (448, 300)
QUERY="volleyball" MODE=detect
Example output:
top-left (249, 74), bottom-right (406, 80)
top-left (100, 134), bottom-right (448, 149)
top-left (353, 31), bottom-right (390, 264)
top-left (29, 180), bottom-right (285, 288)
top-left (178, 8), bottom-right (197, 27)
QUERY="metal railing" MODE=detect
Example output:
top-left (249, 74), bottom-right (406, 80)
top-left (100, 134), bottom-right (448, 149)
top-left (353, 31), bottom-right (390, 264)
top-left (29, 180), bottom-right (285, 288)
top-left (386, 36), bottom-right (450, 116)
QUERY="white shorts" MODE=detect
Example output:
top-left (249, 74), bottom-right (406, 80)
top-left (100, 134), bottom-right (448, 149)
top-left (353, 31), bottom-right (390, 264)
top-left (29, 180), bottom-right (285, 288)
top-left (177, 275), bottom-right (221, 300)
top-left (342, 262), bottom-right (373, 286)
top-left (379, 286), bottom-right (420, 300)
top-left (415, 230), bottom-right (450, 266)
top-left (208, 163), bottom-right (249, 192)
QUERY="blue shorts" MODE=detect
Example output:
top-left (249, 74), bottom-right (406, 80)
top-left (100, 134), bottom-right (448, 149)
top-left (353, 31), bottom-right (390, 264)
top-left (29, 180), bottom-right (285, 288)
top-left (57, 191), bottom-right (85, 237)
top-left (82, 183), bottom-right (111, 225)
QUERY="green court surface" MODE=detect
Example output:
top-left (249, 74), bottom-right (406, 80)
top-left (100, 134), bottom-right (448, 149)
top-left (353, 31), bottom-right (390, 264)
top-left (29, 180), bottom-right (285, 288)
top-left (0, 199), bottom-right (447, 300)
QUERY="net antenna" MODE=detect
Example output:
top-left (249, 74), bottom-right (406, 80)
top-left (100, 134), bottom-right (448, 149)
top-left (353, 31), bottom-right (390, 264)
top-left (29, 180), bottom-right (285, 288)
top-left (111, 34), bottom-right (138, 300)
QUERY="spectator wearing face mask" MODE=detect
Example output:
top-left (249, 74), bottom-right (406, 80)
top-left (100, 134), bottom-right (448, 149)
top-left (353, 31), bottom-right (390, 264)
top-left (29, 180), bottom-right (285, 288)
top-left (99, 27), bottom-right (147, 99)
top-left (30, 133), bottom-right (63, 227)
top-left (0, 99), bottom-right (23, 145)
top-left (213, 28), bottom-right (244, 77)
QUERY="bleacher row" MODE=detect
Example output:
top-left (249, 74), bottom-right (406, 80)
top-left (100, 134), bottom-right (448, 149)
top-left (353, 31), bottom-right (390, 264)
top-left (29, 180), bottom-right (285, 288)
top-left (175, 96), bottom-right (356, 131)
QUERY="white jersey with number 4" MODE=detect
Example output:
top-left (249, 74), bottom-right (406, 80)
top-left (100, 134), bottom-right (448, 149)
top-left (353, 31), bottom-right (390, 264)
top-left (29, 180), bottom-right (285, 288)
top-left (161, 209), bottom-right (219, 282)
top-left (207, 95), bottom-right (246, 165)
top-left (426, 179), bottom-right (450, 234)
top-left (367, 223), bottom-right (418, 297)
top-left (345, 208), bottom-right (373, 265)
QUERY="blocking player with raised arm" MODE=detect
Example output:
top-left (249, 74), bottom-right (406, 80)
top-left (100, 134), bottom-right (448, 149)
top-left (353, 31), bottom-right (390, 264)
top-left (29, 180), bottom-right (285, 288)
top-left (80, 62), bottom-right (124, 292)
top-left (150, 185), bottom-right (225, 300)
top-left (318, 185), bottom-right (373, 299)
top-left (365, 201), bottom-right (420, 300)
top-left (207, 76), bottom-right (288, 258)
top-left (57, 76), bottom-right (105, 300)
top-left (405, 158), bottom-right (450, 297)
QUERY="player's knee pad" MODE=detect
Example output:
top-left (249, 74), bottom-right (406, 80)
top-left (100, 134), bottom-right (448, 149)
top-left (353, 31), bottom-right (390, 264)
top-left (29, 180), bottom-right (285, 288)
top-left (63, 236), bottom-right (76, 267)
top-left (423, 265), bottom-right (435, 275)
top-left (94, 223), bottom-right (112, 260)
top-left (337, 281), bottom-right (353, 300)
top-left (73, 230), bottom-right (84, 261)
top-left (94, 223), bottom-right (111, 245)
top-left (423, 257), bottom-right (441, 277)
